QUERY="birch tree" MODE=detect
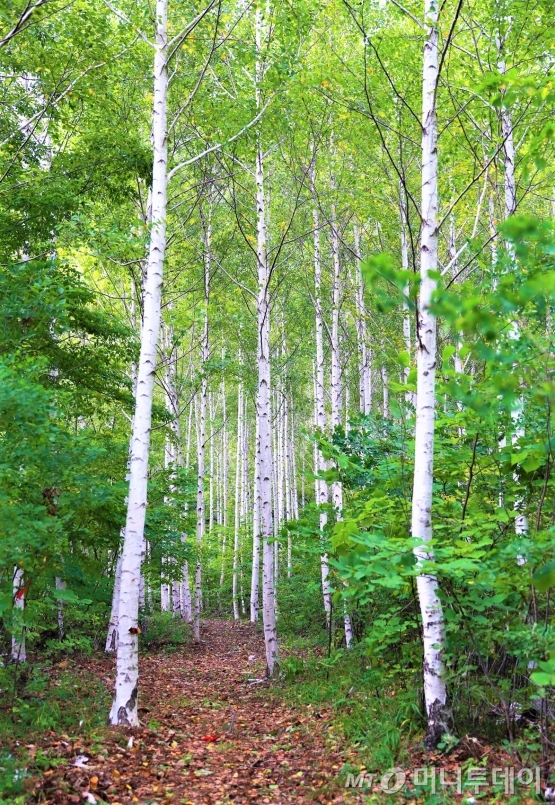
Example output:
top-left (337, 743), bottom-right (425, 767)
top-left (193, 195), bottom-right (212, 642)
top-left (109, 0), bottom-right (169, 726)
top-left (254, 4), bottom-right (278, 676)
top-left (410, 0), bottom-right (452, 748)
top-left (311, 161), bottom-right (332, 620)
top-left (330, 164), bottom-right (353, 648)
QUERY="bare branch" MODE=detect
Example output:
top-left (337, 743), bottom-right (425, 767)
top-left (0, 0), bottom-right (54, 49)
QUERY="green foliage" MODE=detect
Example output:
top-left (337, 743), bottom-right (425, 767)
top-left (279, 641), bottom-right (423, 771)
top-left (0, 749), bottom-right (27, 804)
top-left (0, 661), bottom-right (110, 738)
top-left (141, 611), bottom-right (191, 651)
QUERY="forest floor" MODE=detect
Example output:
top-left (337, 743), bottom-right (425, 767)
top-left (27, 619), bottom-right (366, 805)
top-left (4, 618), bottom-right (540, 804)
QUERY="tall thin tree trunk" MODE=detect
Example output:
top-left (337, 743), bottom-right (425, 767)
top-left (353, 224), bottom-right (371, 414)
top-left (411, 0), bottom-right (451, 749)
top-left (255, 5), bottom-right (278, 676)
top-left (194, 202), bottom-right (211, 642)
top-left (250, 415), bottom-right (261, 621)
top-left (497, 27), bottom-right (528, 544)
top-left (291, 406), bottom-right (299, 520)
top-left (330, 163), bottom-right (353, 648)
top-left (285, 393), bottom-right (292, 577)
top-left (311, 160), bottom-right (333, 622)
top-left (240, 404), bottom-right (248, 615)
top-left (399, 188), bottom-right (415, 406)
top-left (209, 392), bottom-right (215, 533)
top-left (233, 383), bottom-right (243, 620)
top-left (109, 0), bottom-right (168, 726)
top-left (107, 273), bottom-right (143, 652)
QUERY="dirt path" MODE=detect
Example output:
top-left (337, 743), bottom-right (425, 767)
top-left (33, 620), bottom-right (362, 804)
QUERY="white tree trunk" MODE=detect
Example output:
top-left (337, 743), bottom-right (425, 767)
top-left (172, 580), bottom-right (181, 616)
top-left (240, 406), bottom-right (248, 615)
top-left (106, 553), bottom-right (123, 651)
top-left (161, 560), bottom-right (171, 611)
top-left (193, 205), bottom-right (211, 642)
top-left (353, 224), bottom-right (372, 414)
top-left (497, 32), bottom-right (528, 545)
top-left (109, 0), bottom-right (168, 727)
top-left (106, 272), bottom-right (144, 652)
top-left (255, 6), bottom-right (278, 675)
top-left (250, 415), bottom-right (261, 621)
top-left (399, 189), bottom-right (415, 406)
top-left (232, 383), bottom-right (243, 620)
top-left (220, 376), bottom-right (229, 588)
top-left (291, 407), bottom-right (299, 520)
top-left (311, 162), bottom-right (333, 621)
top-left (55, 577), bottom-right (66, 639)
top-left (382, 366), bottom-right (389, 418)
top-left (330, 169), bottom-right (353, 648)
top-left (285, 393), bottom-right (292, 577)
top-left (181, 562), bottom-right (192, 622)
top-left (411, 0), bottom-right (451, 749)
top-left (162, 322), bottom-right (181, 616)
top-left (209, 392), bottom-right (215, 533)
top-left (11, 567), bottom-right (26, 663)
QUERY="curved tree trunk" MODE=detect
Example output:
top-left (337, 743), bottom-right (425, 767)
top-left (109, 0), bottom-right (168, 727)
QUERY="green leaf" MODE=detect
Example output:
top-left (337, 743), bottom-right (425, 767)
top-left (442, 345), bottom-right (456, 363)
top-left (530, 671), bottom-right (554, 686)
top-left (532, 560), bottom-right (555, 592)
top-left (397, 351), bottom-right (410, 368)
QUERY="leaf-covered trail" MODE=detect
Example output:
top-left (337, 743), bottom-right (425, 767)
top-left (35, 620), bottom-right (363, 804)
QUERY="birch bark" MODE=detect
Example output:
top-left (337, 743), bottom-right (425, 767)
top-left (497, 27), bottom-right (529, 544)
top-left (285, 392), bottom-right (292, 577)
top-left (106, 553), bottom-right (123, 652)
top-left (353, 224), bottom-right (371, 414)
top-left (311, 162), bottom-right (332, 621)
top-left (400, 188), bottom-right (415, 406)
top-left (11, 567), bottom-right (26, 663)
top-left (193, 200), bottom-right (211, 642)
top-left (109, 0), bottom-right (168, 726)
top-left (255, 5), bottom-right (278, 675)
top-left (250, 415), bottom-right (261, 621)
top-left (233, 383), bottom-right (243, 620)
top-left (411, 0), bottom-right (451, 749)
top-left (382, 367), bottom-right (389, 418)
top-left (330, 168), bottom-right (353, 648)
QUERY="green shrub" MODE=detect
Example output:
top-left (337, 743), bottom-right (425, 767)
top-left (141, 611), bottom-right (191, 650)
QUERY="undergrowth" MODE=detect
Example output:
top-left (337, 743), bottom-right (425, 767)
top-left (277, 637), bottom-right (549, 804)
top-left (0, 660), bottom-right (110, 803)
